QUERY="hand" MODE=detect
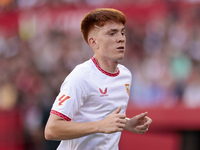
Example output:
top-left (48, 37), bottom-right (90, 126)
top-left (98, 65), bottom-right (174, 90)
top-left (98, 106), bottom-right (126, 134)
top-left (126, 112), bottom-right (152, 134)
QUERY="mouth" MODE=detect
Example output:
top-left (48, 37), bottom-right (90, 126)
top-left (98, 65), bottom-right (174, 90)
top-left (117, 46), bottom-right (125, 50)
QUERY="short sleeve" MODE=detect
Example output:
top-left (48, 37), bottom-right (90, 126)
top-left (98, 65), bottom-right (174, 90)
top-left (51, 71), bottom-right (88, 121)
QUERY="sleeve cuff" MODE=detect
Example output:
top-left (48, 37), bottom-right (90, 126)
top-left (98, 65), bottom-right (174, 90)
top-left (51, 110), bottom-right (71, 121)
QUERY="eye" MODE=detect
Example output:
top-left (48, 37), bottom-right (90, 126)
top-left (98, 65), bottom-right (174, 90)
top-left (121, 32), bottom-right (126, 36)
top-left (109, 32), bottom-right (115, 36)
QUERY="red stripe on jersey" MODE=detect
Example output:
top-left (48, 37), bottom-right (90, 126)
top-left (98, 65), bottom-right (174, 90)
top-left (51, 110), bottom-right (71, 121)
top-left (91, 57), bottom-right (120, 77)
top-left (58, 95), bottom-right (70, 106)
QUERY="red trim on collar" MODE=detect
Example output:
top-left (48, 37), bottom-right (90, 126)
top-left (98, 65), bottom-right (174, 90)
top-left (91, 57), bottom-right (120, 77)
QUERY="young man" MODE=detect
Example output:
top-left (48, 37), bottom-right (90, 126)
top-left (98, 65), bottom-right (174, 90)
top-left (45, 8), bottom-right (152, 150)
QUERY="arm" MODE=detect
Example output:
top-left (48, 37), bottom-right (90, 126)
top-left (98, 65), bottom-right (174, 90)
top-left (124, 112), bottom-right (152, 134)
top-left (44, 106), bottom-right (126, 140)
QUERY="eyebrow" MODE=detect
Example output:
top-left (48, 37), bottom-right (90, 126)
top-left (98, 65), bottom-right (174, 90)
top-left (107, 27), bottom-right (126, 33)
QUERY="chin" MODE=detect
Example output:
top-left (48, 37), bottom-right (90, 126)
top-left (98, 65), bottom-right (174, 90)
top-left (118, 54), bottom-right (125, 60)
top-left (112, 53), bottom-right (125, 62)
top-left (115, 56), bottom-right (124, 62)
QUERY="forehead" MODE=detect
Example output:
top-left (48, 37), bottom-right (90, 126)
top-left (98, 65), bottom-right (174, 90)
top-left (96, 21), bottom-right (125, 32)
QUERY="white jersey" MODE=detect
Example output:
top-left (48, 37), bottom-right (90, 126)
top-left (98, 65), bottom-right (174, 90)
top-left (51, 57), bottom-right (132, 150)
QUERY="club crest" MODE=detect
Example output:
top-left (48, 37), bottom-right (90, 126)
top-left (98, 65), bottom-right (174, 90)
top-left (125, 84), bottom-right (130, 97)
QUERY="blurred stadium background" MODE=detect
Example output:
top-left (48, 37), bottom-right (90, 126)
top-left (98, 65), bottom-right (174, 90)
top-left (0, 0), bottom-right (200, 150)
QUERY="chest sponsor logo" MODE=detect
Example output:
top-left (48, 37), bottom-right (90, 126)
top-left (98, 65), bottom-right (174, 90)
top-left (99, 87), bottom-right (108, 97)
top-left (125, 84), bottom-right (130, 97)
top-left (58, 94), bottom-right (70, 106)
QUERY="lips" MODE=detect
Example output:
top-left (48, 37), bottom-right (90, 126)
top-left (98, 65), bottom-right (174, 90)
top-left (117, 46), bottom-right (124, 49)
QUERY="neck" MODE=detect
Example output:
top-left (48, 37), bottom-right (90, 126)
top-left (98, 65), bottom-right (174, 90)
top-left (94, 56), bottom-right (118, 73)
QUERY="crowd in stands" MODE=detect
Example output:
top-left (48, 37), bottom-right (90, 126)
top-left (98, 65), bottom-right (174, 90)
top-left (0, 1), bottom-right (200, 149)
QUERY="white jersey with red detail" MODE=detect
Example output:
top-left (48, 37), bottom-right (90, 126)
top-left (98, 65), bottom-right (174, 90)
top-left (51, 57), bottom-right (132, 150)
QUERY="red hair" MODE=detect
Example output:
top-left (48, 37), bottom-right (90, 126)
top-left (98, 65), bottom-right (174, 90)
top-left (81, 8), bottom-right (126, 44)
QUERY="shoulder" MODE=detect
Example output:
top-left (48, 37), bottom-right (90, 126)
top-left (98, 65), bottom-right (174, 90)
top-left (62, 60), bottom-right (93, 87)
top-left (70, 60), bottom-right (93, 78)
top-left (118, 64), bottom-right (132, 77)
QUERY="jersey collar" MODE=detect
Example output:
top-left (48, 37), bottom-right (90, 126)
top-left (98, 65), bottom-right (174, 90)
top-left (91, 57), bottom-right (120, 77)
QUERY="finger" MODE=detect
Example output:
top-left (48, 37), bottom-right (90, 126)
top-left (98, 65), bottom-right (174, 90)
top-left (137, 124), bottom-right (149, 130)
top-left (116, 127), bottom-right (124, 132)
top-left (117, 122), bottom-right (126, 129)
top-left (118, 118), bottom-right (126, 124)
top-left (118, 114), bottom-right (126, 119)
top-left (143, 116), bottom-right (152, 126)
top-left (136, 126), bottom-right (149, 134)
top-left (137, 129), bottom-right (148, 134)
top-left (112, 106), bottom-right (121, 114)
top-left (136, 112), bottom-right (148, 120)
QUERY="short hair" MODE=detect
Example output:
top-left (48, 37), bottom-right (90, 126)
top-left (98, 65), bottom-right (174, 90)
top-left (81, 8), bottom-right (126, 44)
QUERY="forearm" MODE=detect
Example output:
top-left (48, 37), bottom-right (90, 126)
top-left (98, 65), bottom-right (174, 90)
top-left (45, 107), bottom-right (127, 140)
top-left (45, 114), bottom-right (100, 140)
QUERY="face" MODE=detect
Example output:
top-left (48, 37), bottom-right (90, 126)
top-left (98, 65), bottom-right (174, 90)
top-left (92, 21), bottom-right (126, 62)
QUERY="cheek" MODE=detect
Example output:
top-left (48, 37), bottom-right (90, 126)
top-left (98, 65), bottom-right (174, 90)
top-left (97, 37), bottom-right (115, 53)
top-left (102, 39), bottom-right (115, 49)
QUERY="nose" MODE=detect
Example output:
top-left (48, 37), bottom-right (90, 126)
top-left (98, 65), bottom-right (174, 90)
top-left (117, 34), bottom-right (126, 43)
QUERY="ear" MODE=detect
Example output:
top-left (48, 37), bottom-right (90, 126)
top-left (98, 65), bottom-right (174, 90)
top-left (88, 37), bottom-right (99, 49)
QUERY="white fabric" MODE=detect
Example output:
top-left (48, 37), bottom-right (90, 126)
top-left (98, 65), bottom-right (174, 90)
top-left (51, 57), bottom-right (132, 150)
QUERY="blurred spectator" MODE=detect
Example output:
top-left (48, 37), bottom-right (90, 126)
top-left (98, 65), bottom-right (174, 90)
top-left (183, 65), bottom-right (200, 108)
top-left (17, 0), bottom-right (46, 9)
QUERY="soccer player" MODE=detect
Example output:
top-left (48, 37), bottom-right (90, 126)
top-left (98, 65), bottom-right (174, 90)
top-left (45, 8), bottom-right (152, 150)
